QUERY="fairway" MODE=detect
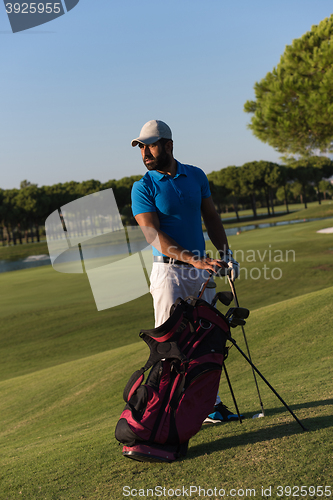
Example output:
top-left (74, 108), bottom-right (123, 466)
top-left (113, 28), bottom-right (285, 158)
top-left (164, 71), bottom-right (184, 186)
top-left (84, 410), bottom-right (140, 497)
top-left (1, 220), bottom-right (333, 499)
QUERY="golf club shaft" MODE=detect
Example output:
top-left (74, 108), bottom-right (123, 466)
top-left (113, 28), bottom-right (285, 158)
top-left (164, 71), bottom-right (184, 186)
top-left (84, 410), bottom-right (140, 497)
top-left (227, 336), bottom-right (307, 431)
top-left (197, 274), bottom-right (211, 299)
top-left (228, 277), bottom-right (265, 416)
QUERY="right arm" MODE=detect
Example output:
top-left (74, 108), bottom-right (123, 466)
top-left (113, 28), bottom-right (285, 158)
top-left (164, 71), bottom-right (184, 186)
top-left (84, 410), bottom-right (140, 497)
top-left (135, 211), bottom-right (224, 273)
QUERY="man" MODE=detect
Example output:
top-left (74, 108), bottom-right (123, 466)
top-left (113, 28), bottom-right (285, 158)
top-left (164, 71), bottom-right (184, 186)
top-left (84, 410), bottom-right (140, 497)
top-left (131, 120), bottom-right (240, 423)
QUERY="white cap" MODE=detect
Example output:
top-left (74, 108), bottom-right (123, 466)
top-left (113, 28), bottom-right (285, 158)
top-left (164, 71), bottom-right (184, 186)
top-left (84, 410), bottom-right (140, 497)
top-left (131, 120), bottom-right (172, 147)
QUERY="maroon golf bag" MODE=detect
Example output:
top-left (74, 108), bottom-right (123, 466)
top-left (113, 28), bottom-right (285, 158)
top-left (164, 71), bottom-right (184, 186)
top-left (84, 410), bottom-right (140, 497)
top-left (115, 296), bottom-right (230, 462)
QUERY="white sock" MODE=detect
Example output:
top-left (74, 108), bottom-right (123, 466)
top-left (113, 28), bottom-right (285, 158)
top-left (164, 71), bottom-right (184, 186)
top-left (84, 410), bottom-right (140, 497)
top-left (215, 393), bottom-right (221, 406)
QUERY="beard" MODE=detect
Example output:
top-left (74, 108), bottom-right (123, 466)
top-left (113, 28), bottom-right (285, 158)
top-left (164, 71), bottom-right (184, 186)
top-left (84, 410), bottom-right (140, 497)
top-left (143, 147), bottom-right (170, 171)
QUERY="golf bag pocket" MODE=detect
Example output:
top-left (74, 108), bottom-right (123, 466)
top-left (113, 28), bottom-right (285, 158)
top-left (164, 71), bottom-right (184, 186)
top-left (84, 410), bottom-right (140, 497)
top-left (115, 297), bottom-right (230, 459)
top-left (115, 360), bottom-right (179, 446)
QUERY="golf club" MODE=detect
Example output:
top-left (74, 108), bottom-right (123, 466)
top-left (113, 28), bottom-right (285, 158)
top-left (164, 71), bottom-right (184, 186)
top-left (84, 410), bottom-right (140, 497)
top-left (197, 274), bottom-right (213, 299)
top-left (211, 291), bottom-right (233, 308)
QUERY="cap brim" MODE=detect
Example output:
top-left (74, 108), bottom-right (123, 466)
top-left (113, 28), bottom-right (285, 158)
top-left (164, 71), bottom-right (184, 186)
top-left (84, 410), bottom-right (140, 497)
top-left (131, 135), bottom-right (161, 147)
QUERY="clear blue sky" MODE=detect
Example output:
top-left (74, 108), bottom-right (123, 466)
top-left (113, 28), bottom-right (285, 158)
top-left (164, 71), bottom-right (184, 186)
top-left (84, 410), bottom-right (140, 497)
top-left (1, 0), bottom-right (333, 190)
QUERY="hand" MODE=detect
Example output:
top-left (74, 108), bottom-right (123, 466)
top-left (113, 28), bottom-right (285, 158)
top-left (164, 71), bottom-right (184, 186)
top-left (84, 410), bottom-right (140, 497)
top-left (190, 255), bottom-right (227, 274)
top-left (219, 250), bottom-right (240, 281)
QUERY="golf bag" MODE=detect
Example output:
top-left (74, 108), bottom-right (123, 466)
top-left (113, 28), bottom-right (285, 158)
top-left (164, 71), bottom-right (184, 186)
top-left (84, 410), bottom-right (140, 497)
top-left (115, 296), bottom-right (230, 462)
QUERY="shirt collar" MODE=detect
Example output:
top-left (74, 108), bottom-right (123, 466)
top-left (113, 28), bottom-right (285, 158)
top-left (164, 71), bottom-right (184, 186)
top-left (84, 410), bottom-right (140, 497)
top-left (174, 161), bottom-right (187, 179)
top-left (149, 160), bottom-right (187, 181)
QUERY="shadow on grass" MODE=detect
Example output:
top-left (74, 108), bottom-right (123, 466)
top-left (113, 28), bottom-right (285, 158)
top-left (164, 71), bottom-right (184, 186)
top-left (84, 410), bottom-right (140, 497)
top-left (188, 398), bottom-right (333, 460)
top-left (260, 397), bottom-right (333, 416)
top-left (248, 397), bottom-right (333, 427)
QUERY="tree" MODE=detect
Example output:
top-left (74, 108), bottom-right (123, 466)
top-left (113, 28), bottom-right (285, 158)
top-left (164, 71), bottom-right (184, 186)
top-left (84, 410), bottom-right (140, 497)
top-left (289, 181), bottom-right (304, 204)
top-left (76, 179), bottom-right (102, 197)
top-left (251, 161), bottom-right (281, 216)
top-left (207, 169), bottom-right (234, 216)
top-left (16, 183), bottom-right (41, 242)
top-left (288, 161), bottom-right (314, 209)
top-left (286, 156), bottom-right (333, 207)
top-left (310, 156), bottom-right (333, 204)
top-left (239, 162), bottom-right (264, 218)
top-left (103, 176), bottom-right (142, 215)
top-left (244, 15), bottom-right (333, 156)
top-left (1, 189), bottom-right (20, 244)
top-left (219, 166), bottom-right (243, 220)
top-left (264, 162), bottom-right (284, 215)
top-left (278, 165), bottom-right (293, 213)
top-left (0, 189), bottom-right (5, 245)
top-left (319, 179), bottom-right (333, 199)
top-left (276, 184), bottom-right (292, 210)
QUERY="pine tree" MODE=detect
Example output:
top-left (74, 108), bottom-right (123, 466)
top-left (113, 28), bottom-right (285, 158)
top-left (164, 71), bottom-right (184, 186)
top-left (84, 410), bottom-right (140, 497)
top-left (244, 15), bottom-right (333, 156)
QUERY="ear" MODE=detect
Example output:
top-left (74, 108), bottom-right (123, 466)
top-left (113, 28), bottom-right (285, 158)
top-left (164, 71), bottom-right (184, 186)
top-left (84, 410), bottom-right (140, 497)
top-left (164, 140), bottom-right (173, 155)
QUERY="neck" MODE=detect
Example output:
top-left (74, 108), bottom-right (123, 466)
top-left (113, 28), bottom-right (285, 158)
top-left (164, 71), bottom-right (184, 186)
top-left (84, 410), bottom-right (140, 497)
top-left (157, 158), bottom-right (177, 177)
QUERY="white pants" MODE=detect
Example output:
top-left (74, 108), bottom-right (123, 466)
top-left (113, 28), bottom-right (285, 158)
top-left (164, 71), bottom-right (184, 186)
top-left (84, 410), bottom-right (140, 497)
top-left (150, 262), bottom-right (216, 327)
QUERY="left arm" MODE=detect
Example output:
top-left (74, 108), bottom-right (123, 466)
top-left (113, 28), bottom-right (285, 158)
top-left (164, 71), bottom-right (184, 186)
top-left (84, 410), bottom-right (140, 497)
top-left (201, 196), bottom-right (229, 257)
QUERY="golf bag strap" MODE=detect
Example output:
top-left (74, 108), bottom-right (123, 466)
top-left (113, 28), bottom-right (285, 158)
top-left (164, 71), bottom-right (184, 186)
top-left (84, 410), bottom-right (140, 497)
top-left (169, 365), bottom-right (186, 410)
top-left (123, 368), bottom-right (145, 402)
top-left (142, 334), bottom-right (188, 366)
top-left (140, 301), bottom-right (185, 339)
top-left (123, 335), bottom-right (189, 403)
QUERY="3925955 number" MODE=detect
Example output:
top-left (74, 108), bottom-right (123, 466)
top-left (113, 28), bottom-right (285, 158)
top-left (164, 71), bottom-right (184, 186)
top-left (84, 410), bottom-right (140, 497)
top-left (276, 485), bottom-right (332, 497)
top-left (5, 3), bottom-right (62, 14)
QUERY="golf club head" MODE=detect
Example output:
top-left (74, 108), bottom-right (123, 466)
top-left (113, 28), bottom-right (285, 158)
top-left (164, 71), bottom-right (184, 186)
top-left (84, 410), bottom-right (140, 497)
top-left (229, 317), bottom-right (246, 328)
top-left (234, 307), bottom-right (250, 319)
top-left (211, 291), bottom-right (233, 307)
top-left (252, 413), bottom-right (265, 419)
top-left (225, 307), bottom-right (250, 320)
top-left (225, 307), bottom-right (250, 328)
top-left (217, 291), bottom-right (234, 306)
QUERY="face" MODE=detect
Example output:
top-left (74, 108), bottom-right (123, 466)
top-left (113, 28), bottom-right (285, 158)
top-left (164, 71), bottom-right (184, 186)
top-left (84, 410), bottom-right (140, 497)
top-left (139, 141), bottom-right (170, 171)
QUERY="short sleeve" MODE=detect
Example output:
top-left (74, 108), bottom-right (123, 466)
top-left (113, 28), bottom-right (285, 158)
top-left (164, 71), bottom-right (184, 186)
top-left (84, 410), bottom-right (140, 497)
top-left (131, 180), bottom-right (157, 217)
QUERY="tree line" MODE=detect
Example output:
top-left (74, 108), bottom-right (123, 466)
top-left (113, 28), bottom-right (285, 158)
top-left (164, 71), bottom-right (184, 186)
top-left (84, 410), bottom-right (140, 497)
top-left (207, 157), bottom-right (333, 221)
top-left (0, 176), bottom-right (141, 246)
top-left (1, 156), bottom-right (333, 246)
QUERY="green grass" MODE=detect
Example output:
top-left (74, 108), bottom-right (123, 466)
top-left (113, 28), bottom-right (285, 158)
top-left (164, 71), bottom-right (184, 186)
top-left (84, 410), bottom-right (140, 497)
top-left (0, 267), bottom-right (155, 381)
top-left (0, 240), bottom-right (49, 261)
top-left (221, 199), bottom-right (333, 221)
top-left (0, 287), bottom-right (332, 499)
top-left (212, 218), bottom-right (333, 311)
top-left (221, 201), bottom-right (333, 229)
top-left (1, 220), bottom-right (333, 499)
top-left (2, 219), bottom-right (333, 381)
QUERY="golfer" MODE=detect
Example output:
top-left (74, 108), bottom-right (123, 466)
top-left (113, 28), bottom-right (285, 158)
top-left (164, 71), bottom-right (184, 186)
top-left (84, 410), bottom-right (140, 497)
top-left (131, 120), bottom-right (240, 423)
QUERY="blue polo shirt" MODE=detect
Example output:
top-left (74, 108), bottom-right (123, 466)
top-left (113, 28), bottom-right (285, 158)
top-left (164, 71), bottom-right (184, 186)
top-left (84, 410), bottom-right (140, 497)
top-left (131, 161), bottom-right (211, 257)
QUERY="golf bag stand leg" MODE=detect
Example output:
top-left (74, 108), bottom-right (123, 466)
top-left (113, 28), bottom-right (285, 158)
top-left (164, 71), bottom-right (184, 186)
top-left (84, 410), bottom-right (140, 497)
top-left (227, 334), bottom-right (307, 431)
top-left (228, 276), bottom-right (265, 417)
top-left (223, 362), bottom-right (242, 423)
